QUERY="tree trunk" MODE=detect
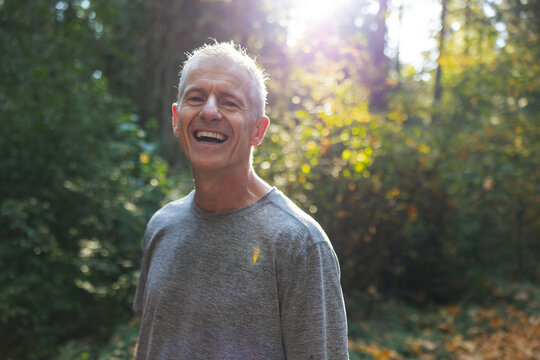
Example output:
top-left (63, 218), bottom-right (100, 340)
top-left (464, 0), bottom-right (471, 55)
top-left (432, 0), bottom-right (448, 122)
top-left (139, 0), bottom-right (202, 166)
top-left (368, 0), bottom-right (389, 112)
top-left (394, 2), bottom-right (404, 82)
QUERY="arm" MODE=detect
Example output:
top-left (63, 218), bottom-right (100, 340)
top-left (280, 241), bottom-right (349, 359)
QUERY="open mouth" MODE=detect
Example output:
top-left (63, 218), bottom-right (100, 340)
top-left (194, 130), bottom-right (228, 144)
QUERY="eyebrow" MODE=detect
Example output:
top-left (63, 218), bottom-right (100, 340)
top-left (183, 87), bottom-right (247, 107)
top-left (183, 86), bottom-right (205, 97)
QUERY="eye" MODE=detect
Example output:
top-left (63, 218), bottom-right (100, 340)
top-left (223, 100), bottom-right (238, 108)
top-left (188, 96), bottom-right (204, 103)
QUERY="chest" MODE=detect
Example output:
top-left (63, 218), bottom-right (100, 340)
top-left (144, 224), bottom-right (278, 316)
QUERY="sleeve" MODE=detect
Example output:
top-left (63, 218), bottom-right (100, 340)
top-left (280, 240), bottom-right (349, 360)
top-left (132, 252), bottom-right (147, 315)
top-left (132, 223), bottom-right (153, 315)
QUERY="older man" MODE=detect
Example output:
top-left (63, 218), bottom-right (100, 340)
top-left (133, 42), bottom-right (349, 359)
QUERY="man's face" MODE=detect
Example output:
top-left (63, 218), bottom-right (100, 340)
top-left (172, 58), bottom-right (268, 173)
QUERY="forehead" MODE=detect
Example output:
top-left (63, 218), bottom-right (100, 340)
top-left (184, 58), bottom-right (252, 94)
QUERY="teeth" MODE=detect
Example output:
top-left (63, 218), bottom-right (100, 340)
top-left (196, 130), bottom-right (226, 141)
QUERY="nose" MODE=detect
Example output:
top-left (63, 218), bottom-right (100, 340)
top-left (199, 95), bottom-right (221, 121)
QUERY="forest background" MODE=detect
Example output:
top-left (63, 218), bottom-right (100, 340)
top-left (1, 0), bottom-right (539, 359)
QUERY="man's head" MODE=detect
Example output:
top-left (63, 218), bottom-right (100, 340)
top-left (176, 41), bottom-right (268, 120)
top-left (172, 42), bottom-right (270, 173)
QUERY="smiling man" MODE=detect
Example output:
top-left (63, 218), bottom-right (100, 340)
top-left (133, 42), bottom-right (349, 359)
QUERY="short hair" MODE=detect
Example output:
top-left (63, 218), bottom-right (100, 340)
top-left (176, 41), bottom-right (268, 119)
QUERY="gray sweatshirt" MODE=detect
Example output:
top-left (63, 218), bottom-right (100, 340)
top-left (134, 188), bottom-right (349, 359)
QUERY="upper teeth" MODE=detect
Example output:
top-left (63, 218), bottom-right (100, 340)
top-left (196, 131), bottom-right (226, 140)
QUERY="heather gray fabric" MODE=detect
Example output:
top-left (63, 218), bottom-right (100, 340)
top-left (133, 188), bottom-right (349, 359)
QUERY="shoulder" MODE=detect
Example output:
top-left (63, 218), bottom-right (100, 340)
top-left (266, 189), bottom-right (328, 242)
top-left (142, 191), bottom-right (194, 249)
top-left (261, 189), bottom-right (331, 259)
top-left (149, 193), bottom-right (191, 225)
top-left (265, 190), bottom-right (342, 286)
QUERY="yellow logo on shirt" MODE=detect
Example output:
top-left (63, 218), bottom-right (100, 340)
top-left (253, 245), bottom-right (260, 263)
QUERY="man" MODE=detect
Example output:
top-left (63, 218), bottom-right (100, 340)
top-left (133, 41), bottom-right (349, 359)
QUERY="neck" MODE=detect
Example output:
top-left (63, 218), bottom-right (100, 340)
top-left (192, 164), bottom-right (271, 214)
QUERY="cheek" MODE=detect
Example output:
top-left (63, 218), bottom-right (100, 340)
top-left (176, 119), bottom-right (190, 144)
top-left (178, 115), bottom-right (191, 133)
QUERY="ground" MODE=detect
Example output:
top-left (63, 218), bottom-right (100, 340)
top-left (348, 280), bottom-right (540, 360)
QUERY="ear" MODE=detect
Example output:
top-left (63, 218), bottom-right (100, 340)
top-left (250, 116), bottom-right (270, 146)
top-left (172, 103), bottom-right (180, 137)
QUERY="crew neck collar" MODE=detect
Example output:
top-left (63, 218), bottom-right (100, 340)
top-left (189, 187), bottom-right (276, 219)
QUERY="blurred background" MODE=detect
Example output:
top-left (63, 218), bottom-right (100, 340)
top-left (1, 0), bottom-right (539, 358)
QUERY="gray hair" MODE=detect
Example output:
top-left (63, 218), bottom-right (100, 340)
top-left (176, 41), bottom-right (268, 119)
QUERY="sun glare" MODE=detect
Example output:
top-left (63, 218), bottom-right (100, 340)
top-left (387, 0), bottom-right (442, 69)
top-left (286, 0), bottom-right (353, 46)
top-left (286, 0), bottom-right (442, 69)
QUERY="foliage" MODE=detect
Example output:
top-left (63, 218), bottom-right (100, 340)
top-left (55, 318), bottom-right (139, 360)
top-left (0, 1), bottom-right (168, 358)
